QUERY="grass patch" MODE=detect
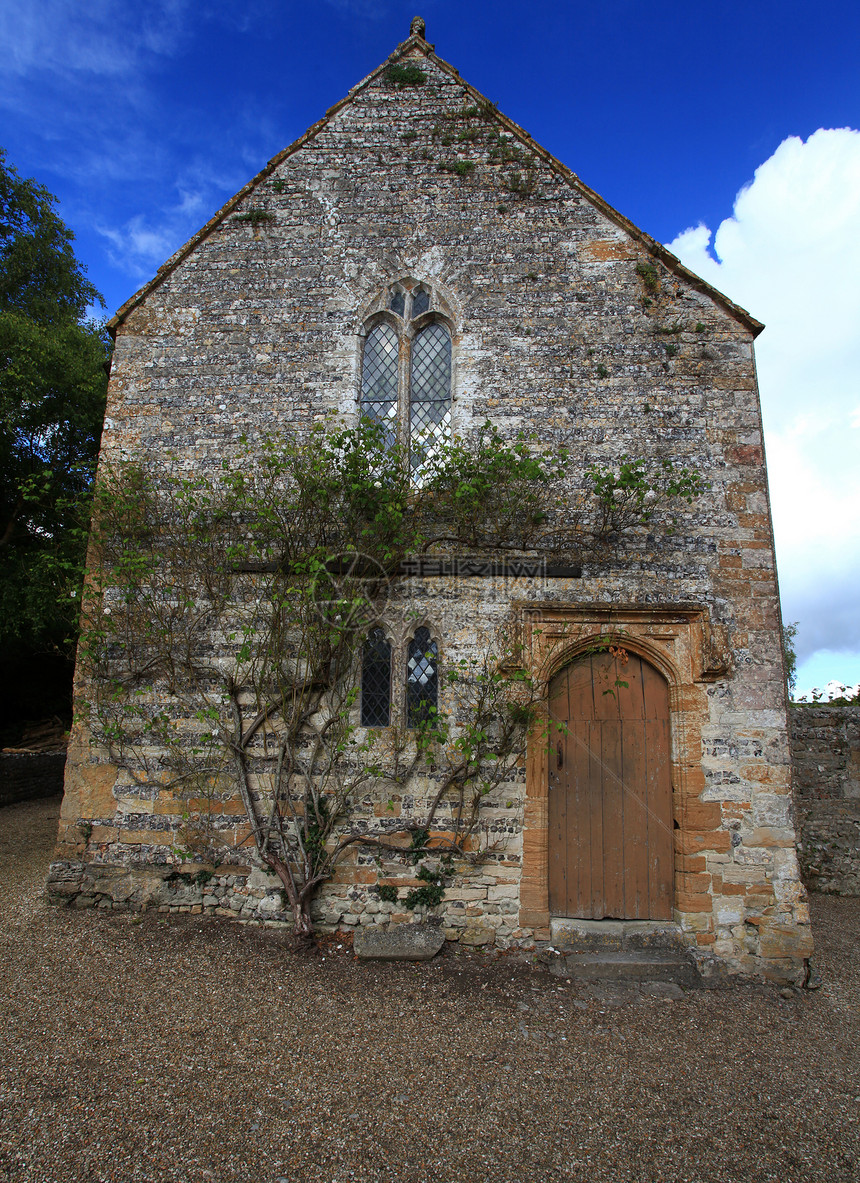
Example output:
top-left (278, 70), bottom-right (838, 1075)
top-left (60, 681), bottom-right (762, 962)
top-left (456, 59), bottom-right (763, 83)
top-left (636, 261), bottom-right (660, 293)
top-left (438, 160), bottom-right (475, 177)
top-left (233, 210), bottom-right (275, 226)
top-left (386, 63), bottom-right (427, 88)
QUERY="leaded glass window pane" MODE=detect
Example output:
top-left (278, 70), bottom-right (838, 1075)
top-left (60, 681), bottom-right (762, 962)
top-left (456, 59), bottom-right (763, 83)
top-left (360, 323), bottom-right (398, 448)
top-left (407, 626), bottom-right (438, 727)
top-left (389, 289), bottom-right (406, 317)
top-left (411, 287), bottom-right (430, 317)
top-left (410, 323), bottom-right (451, 475)
top-left (361, 628), bottom-right (391, 727)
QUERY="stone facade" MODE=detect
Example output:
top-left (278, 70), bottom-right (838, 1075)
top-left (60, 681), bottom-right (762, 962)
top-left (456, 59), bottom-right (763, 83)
top-left (791, 703), bottom-right (860, 895)
top-left (49, 22), bottom-right (812, 982)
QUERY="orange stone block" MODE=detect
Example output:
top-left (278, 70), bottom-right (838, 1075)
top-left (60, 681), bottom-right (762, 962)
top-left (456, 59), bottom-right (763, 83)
top-left (676, 853), bottom-right (707, 873)
top-left (676, 766), bottom-right (706, 796)
top-left (675, 687), bottom-right (707, 714)
top-left (696, 933), bottom-right (716, 946)
top-left (735, 510), bottom-right (764, 528)
top-left (758, 924), bottom-right (814, 960)
top-left (740, 764), bottom-right (784, 786)
top-left (121, 829), bottom-right (174, 845)
top-left (426, 830), bottom-right (457, 847)
top-left (155, 795), bottom-right (245, 816)
top-left (61, 742), bottom-right (118, 821)
top-left (677, 872), bottom-right (711, 894)
top-left (583, 240), bottom-right (632, 261)
top-left (676, 892), bottom-right (713, 913)
top-left (187, 796), bottom-right (245, 815)
top-left (748, 827), bottom-right (795, 848)
top-left (675, 799), bottom-right (721, 830)
top-left (519, 909), bottom-right (550, 929)
top-left (675, 829), bottom-right (732, 856)
top-left (90, 825), bottom-right (118, 844)
top-left (330, 867), bottom-right (378, 886)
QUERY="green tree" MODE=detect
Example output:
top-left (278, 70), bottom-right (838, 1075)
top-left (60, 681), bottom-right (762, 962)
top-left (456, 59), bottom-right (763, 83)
top-left (0, 148), bottom-right (109, 713)
top-left (782, 620), bottom-right (798, 699)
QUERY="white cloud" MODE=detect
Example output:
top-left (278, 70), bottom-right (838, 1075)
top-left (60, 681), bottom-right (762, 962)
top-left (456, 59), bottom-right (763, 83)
top-left (93, 150), bottom-right (254, 283)
top-left (97, 214), bottom-right (178, 279)
top-left (0, 0), bottom-right (191, 79)
top-left (668, 128), bottom-right (860, 669)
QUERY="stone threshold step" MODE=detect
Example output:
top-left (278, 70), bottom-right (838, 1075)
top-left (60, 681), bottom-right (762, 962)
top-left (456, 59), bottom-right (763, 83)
top-left (548, 949), bottom-right (701, 987)
top-left (550, 917), bottom-right (688, 954)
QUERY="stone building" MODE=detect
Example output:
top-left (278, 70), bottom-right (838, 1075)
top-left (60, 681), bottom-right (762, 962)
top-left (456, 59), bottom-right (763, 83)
top-left (50, 18), bottom-right (812, 982)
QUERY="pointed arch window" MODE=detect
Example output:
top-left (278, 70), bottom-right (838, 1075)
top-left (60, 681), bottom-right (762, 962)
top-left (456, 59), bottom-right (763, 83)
top-left (359, 283), bottom-right (452, 473)
top-left (410, 322), bottom-right (451, 476)
top-left (360, 323), bottom-right (399, 452)
top-left (407, 626), bottom-right (438, 727)
top-left (361, 628), bottom-right (392, 727)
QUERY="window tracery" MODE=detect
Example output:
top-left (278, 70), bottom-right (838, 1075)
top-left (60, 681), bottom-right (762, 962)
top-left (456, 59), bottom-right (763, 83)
top-left (359, 281), bottom-right (452, 473)
top-left (361, 628), bottom-right (392, 727)
top-left (406, 626), bottom-right (438, 727)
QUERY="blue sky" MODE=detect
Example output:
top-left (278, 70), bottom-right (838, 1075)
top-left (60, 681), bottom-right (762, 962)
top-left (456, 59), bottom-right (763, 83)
top-left (2, 0), bottom-right (858, 696)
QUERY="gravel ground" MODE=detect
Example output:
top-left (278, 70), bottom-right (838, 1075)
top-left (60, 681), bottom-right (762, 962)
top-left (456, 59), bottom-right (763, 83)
top-left (1, 797), bottom-right (858, 1183)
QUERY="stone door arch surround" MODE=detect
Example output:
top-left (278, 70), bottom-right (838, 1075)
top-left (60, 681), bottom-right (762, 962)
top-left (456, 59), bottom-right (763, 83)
top-left (515, 602), bottom-right (732, 934)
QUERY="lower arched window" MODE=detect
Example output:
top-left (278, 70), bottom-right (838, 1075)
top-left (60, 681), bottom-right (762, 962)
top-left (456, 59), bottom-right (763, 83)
top-left (407, 626), bottom-right (438, 727)
top-left (361, 628), bottom-right (391, 727)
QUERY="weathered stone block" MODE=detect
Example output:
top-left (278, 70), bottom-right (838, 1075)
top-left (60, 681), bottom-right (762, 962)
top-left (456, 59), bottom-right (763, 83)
top-left (459, 925), bottom-right (496, 947)
top-left (354, 923), bottom-right (445, 961)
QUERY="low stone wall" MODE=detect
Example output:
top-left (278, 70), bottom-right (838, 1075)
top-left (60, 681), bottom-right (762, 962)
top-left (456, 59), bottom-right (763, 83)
top-left (47, 860), bottom-right (286, 921)
top-left (0, 752), bottom-right (66, 809)
top-left (791, 704), bottom-right (860, 895)
top-left (44, 859), bottom-right (502, 946)
top-left (794, 799), bottom-right (860, 895)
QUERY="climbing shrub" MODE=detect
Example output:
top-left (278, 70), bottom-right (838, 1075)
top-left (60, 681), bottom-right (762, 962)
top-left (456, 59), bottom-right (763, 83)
top-left (78, 419), bottom-right (703, 936)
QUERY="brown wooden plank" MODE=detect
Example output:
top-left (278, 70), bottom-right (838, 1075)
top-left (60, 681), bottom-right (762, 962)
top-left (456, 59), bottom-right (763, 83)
top-left (616, 653), bottom-right (647, 918)
top-left (582, 719), bottom-right (600, 917)
top-left (622, 715), bottom-right (650, 919)
top-left (641, 656), bottom-right (666, 721)
top-left (600, 717), bottom-right (624, 918)
top-left (570, 718), bottom-right (594, 916)
top-left (547, 675), bottom-right (567, 914)
top-left (578, 660), bottom-right (601, 916)
top-left (563, 660), bottom-right (590, 916)
top-left (591, 651), bottom-right (620, 720)
top-left (618, 652), bottom-right (646, 721)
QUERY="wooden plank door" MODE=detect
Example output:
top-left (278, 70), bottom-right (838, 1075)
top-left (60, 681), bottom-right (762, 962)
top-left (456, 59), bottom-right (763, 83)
top-left (548, 651), bottom-right (673, 920)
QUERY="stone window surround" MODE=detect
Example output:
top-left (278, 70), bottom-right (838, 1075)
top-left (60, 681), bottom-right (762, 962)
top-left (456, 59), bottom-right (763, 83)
top-left (358, 619), bottom-right (444, 731)
top-left (357, 278), bottom-right (457, 458)
top-left (515, 602), bottom-right (733, 932)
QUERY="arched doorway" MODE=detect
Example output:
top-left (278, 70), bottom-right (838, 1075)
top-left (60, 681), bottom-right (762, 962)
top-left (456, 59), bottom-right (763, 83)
top-left (548, 649), bottom-right (674, 920)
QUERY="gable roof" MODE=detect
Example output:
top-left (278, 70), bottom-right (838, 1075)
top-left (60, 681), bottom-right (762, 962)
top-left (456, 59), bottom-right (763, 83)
top-left (108, 21), bottom-right (763, 337)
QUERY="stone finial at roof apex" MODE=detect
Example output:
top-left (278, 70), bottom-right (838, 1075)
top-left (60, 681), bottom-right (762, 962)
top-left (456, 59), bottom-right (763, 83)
top-left (410, 15), bottom-right (426, 39)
